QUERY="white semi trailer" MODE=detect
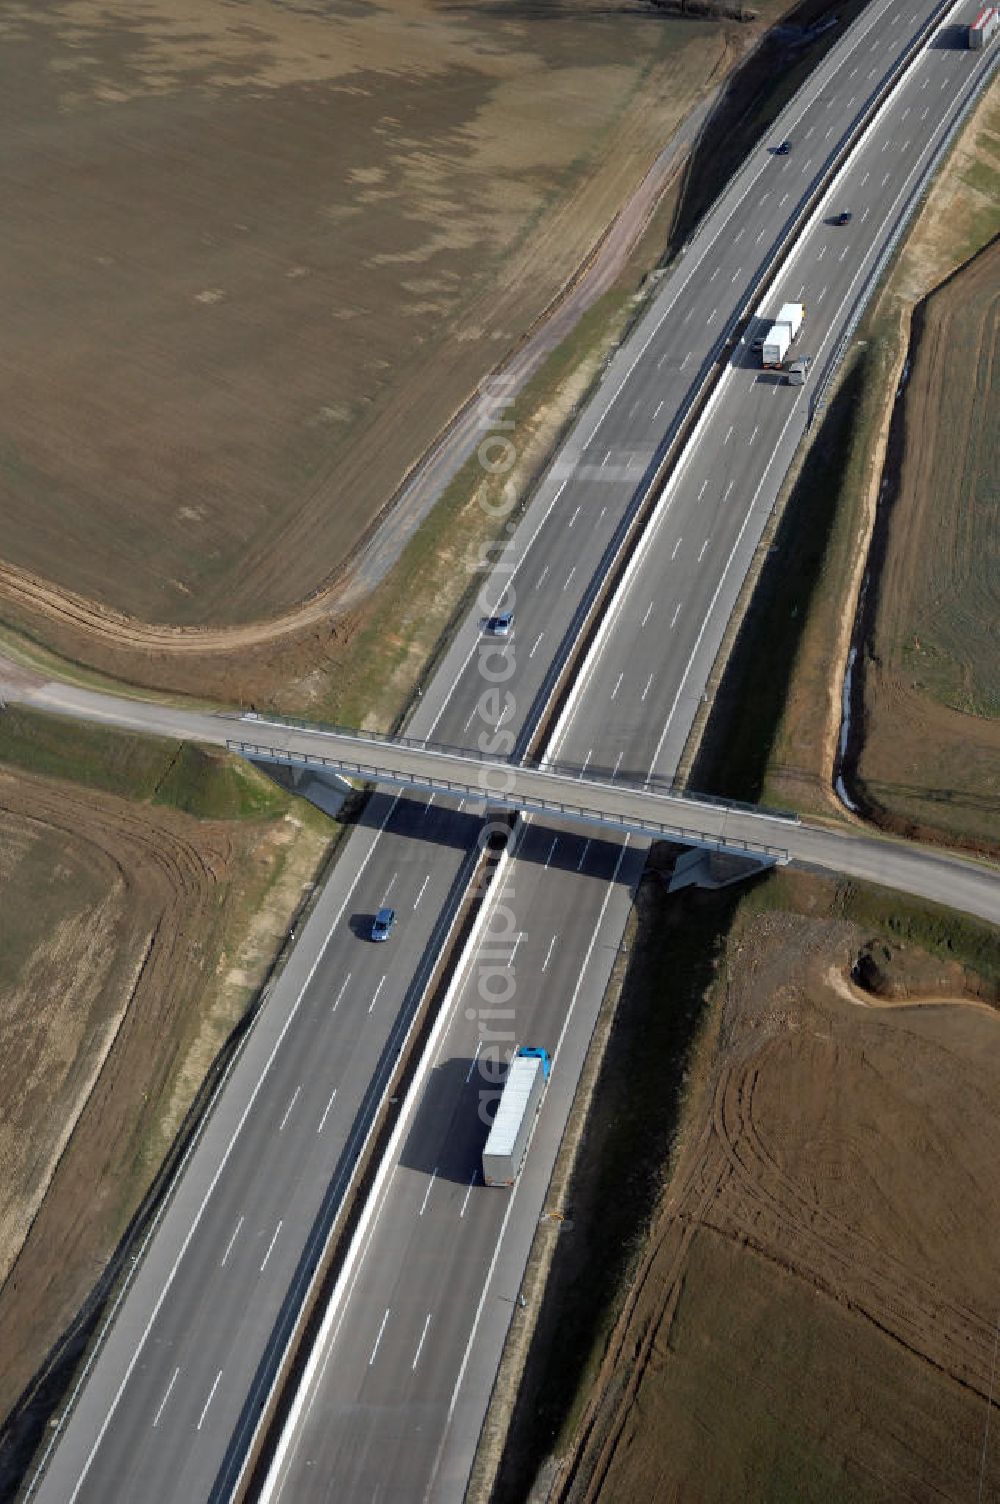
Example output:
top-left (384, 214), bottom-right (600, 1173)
top-left (761, 301), bottom-right (805, 367)
top-left (968, 5), bottom-right (999, 46)
top-left (482, 1047), bottom-right (550, 1187)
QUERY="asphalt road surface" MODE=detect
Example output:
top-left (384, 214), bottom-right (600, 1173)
top-left (22, 2), bottom-right (998, 1501)
top-left (222, 729), bottom-right (1000, 926)
top-left (259, 11), bottom-right (1000, 1502)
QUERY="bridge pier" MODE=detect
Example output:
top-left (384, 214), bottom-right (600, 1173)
top-left (666, 846), bottom-right (779, 893)
top-left (251, 758), bottom-right (354, 818)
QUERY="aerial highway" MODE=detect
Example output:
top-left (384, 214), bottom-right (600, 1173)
top-left (18, 0), bottom-right (999, 1499)
top-left (257, 9), bottom-right (1000, 1500)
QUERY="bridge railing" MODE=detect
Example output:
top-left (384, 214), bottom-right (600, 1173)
top-left (809, 39), bottom-right (1000, 429)
top-left (235, 713), bottom-right (799, 825)
top-left (228, 738), bottom-right (792, 863)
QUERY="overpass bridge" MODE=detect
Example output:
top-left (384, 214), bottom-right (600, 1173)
top-left (229, 719), bottom-right (1000, 926)
top-left (229, 720), bottom-right (796, 860)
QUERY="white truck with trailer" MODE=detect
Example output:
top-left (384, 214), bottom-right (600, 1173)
top-left (761, 301), bottom-right (805, 367)
top-left (482, 1046), bottom-right (551, 1187)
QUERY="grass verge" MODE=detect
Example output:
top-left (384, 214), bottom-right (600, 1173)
top-left (686, 340), bottom-right (881, 810)
top-left (0, 621), bottom-right (223, 710)
top-left (0, 755), bottom-right (337, 1494)
top-left (280, 280), bottom-right (659, 732)
top-left (0, 704), bottom-right (291, 820)
top-left (683, 79), bottom-right (1000, 846)
top-left (748, 866), bottom-right (1000, 994)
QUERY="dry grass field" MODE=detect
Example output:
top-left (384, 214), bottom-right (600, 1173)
top-left (545, 871), bottom-right (1000, 1504)
top-left (0, 714), bottom-right (332, 1440)
top-left (849, 235), bottom-right (1000, 849)
top-left (0, 0), bottom-right (728, 654)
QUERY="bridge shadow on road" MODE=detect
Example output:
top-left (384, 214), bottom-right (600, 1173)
top-left (354, 793), bottom-right (639, 877)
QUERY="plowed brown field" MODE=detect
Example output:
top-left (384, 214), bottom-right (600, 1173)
top-left (0, 759), bottom-right (328, 1432)
top-left (553, 876), bottom-right (1000, 1504)
top-left (0, 0), bottom-right (728, 664)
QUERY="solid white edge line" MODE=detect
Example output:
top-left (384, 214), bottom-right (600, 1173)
top-left (258, 836), bottom-right (514, 1502)
top-left (425, 837), bottom-right (632, 1494)
top-left (209, 8), bottom-right (973, 1503)
top-left (34, 797), bottom-right (400, 1504)
top-left (421, 57), bottom-right (986, 1492)
top-left (20, 7), bottom-right (985, 1501)
top-left (547, 0), bottom-right (967, 775)
top-left (648, 401), bottom-right (803, 771)
top-left (234, 0), bottom-right (918, 786)
top-left (254, 28), bottom-right (997, 1500)
top-left (543, 367), bottom-right (733, 764)
top-left (240, 0), bottom-right (901, 767)
top-left (650, 55), bottom-right (982, 770)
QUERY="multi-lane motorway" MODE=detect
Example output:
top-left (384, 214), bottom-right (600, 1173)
top-left (19, 1), bottom-right (1000, 1499)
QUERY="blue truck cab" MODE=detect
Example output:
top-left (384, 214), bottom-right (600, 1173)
top-left (516, 1045), bottom-right (551, 1080)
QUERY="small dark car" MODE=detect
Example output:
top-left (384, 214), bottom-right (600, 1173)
top-left (834, 210), bottom-right (853, 226)
top-left (775, 139), bottom-right (792, 155)
top-left (484, 612), bottom-right (514, 637)
top-left (371, 906), bottom-right (396, 942)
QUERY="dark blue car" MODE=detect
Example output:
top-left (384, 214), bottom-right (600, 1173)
top-left (371, 907), bottom-right (396, 942)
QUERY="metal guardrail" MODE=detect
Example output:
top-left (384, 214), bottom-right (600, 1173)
top-left (22, 19), bottom-right (990, 1504)
top-left (673, 0), bottom-right (914, 261)
top-left (713, 0), bottom-right (956, 350)
top-left (809, 41), bottom-right (1000, 425)
top-left (223, 27), bottom-right (978, 1504)
top-left (229, 739), bottom-right (792, 861)
top-left (195, 18), bottom-right (975, 1504)
top-left (237, 714), bottom-right (800, 823)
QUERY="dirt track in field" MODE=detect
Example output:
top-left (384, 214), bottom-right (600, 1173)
top-left (553, 887), bottom-right (1000, 1504)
